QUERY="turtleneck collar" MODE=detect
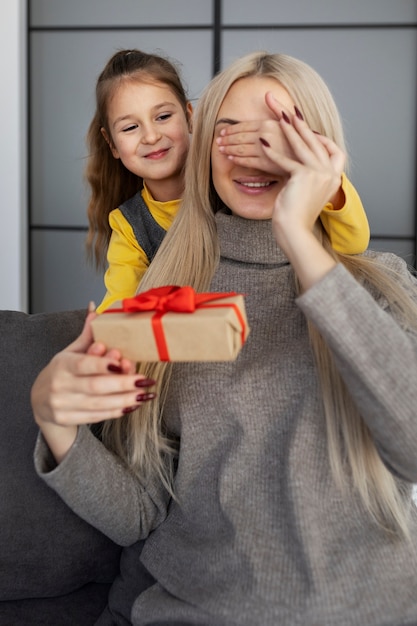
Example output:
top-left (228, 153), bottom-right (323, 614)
top-left (142, 182), bottom-right (181, 213)
top-left (215, 209), bottom-right (290, 267)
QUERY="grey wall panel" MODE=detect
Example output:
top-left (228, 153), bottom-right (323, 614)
top-left (369, 238), bottom-right (416, 267)
top-left (30, 0), bottom-right (212, 27)
top-left (30, 29), bottom-right (212, 227)
top-left (222, 0), bottom-right (417, 25)
top-left (31, 230), bottom-right (105, 313)
top-left (221, 28), bottom-right (417, 239)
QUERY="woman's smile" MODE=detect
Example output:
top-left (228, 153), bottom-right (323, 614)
top-left (234, 177), bottom-right (279, 193)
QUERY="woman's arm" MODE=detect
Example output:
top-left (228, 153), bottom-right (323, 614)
top-left (31, 311), bottom-right (167, 544)
top-left (31, 310), bottom-right (154, 463)
top-left (247, 97), bottom-right (417, 478)
top-left (262, 99), bottom-right (344, 290)
top-left (297, 259), bottom-right (417, 482)
top-left (34, 423), bottom-right (169, 546)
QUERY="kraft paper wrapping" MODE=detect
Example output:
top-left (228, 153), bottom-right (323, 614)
top-left (91, 288), bottom-right (250, 362)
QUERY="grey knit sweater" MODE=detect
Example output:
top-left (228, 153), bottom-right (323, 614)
top-left (35, 211), bottom-right (417, 625)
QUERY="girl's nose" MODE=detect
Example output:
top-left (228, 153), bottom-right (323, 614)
top-left (142, 124), bottom-right (161, 144)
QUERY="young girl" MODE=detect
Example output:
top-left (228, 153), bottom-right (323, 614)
top-left (86, 48), bottom-right (370, 313)
top-left (33, 51), bottom-right (417, 625)
top-left (85, 49), bottom-right (193, 313)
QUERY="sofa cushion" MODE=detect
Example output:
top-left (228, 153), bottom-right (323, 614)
top-left (0, 309), bottom-right (121, 605)
top-left (0, 582), bottom-right (112, 625)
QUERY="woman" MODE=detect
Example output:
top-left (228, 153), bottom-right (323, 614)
top-left (32, 51), bottom-right (417, 625)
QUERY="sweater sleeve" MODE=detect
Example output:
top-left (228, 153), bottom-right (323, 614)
top-left (296, 257), bottom-right (417, 482)
top-left (319, 174), bottom-right (370, 255)
top-left (96, 209), bottom-right (149, 313)
top-left (34, 425), bottom-right (170, 546)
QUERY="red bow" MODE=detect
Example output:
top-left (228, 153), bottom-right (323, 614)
top-left (120, 286), bottom-right (235, 314)
top-left (105, 286), bottom-right (245, 361)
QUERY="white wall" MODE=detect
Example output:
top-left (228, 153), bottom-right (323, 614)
top-left (0, 1), bottom-right (27, 311)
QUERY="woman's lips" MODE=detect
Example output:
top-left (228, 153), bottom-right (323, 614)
top-left (235, 179), bottom-right (277, 193)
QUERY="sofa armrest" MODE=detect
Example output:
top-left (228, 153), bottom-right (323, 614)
top-left (0, 310), bottom-right (121, 610)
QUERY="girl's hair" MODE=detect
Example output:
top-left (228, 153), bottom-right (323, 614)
top-left (101, 51), bottom-right (417, 538)
top-left (85, 48), bottom-right (191, 269)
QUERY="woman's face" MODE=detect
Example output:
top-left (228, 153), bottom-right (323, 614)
top-left (211, 76), bottom-right (295, 220)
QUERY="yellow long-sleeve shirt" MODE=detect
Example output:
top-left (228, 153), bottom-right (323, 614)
top-left (97, 174), bottom-right (369, 313)
top-left (320, 173), bottom-right (370, 255)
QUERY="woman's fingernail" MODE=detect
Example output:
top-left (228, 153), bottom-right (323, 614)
top-left (294, 106), bottom-right (304, 121)
top-left (122, 406), bottom-right (138, 414)
top-left (108, 364), bottom-right (123, 373)
top-left (259, 137), bottom-right (270, 147)
top-left (136, 392), bottom-right (157, 402)
top-left (281, 111), bottom-right (291, 124)
top-left (135, 378), bottom-right (156, 388)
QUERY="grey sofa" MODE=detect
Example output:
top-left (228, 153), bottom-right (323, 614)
top-left (0, 309), bottom-right (123, 625)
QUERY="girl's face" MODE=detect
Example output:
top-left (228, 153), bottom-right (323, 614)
top-left (105, 79), bottom-right (192, 201)
top-left (211, 76), bottom-right (295, 220)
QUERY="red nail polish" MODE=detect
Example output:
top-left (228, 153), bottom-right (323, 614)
top-left (259, 137), bottom-right (270, 147)
top-left (108, 364), bottom-right (123, 373)
top-left (122, 406), bottom-right (138, 414)
top-left (294, 106), bottom-right (304, 121)
top-left (136, 392), bottom-right (157, 402)
top-left (135, 378), bottom-right (156, 388)
top-left (281, 111), bottom-right (291, 124)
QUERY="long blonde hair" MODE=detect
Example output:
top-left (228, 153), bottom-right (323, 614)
top-left (101, 51), bottom-right (417, 537)
top-left (84, 48), bottom-right (191, 269)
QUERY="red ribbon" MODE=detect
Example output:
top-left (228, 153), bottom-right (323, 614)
top-left (104, 286), bottom-right (246, 361)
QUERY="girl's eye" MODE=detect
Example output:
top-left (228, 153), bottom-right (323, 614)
top-left (157, 113), bottom-right (172, 122)
top-left (122, 124), bottom-right (137, 133)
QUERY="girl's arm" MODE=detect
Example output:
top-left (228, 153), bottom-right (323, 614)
top-left (319, 173), bottom-right (370, 254)
top-left (97, 209), bottom-right (149, 313)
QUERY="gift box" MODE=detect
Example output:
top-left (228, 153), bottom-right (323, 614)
top-left (91, 286), bottom-right (250, 362)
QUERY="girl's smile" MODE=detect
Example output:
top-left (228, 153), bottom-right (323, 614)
top-left (144, 148), bottom-right (171, 160)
